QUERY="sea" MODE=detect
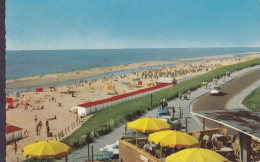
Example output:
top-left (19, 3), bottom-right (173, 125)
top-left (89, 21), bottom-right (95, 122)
top-left (6, 47), bottom-right (260, 93)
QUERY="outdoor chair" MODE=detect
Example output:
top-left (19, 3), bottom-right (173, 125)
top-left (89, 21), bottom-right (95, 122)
top-left (226, 135), bottom-right (234, 147)
top-left (231, 142), bottom-right (240, 159)
top-left (203, 135), bottom-right (209, 141)
top-left (206, 140), bottom-right (214, 150)
top-left (199, 140), bottom-right (207, 149)
top-left (213, 141), bottom-right (223, 150)
top-left (192, 132), bottom-right (201, 140)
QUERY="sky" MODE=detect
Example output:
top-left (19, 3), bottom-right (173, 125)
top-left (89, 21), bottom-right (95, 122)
top-left (6, 0), bottom-right (260, 50)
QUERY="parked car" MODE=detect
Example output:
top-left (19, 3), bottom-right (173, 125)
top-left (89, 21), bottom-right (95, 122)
top-left (100, 141), bottom-right (119, 154)
top-left (160, 116), bottom-right (182, 131)
top-left (156, 109), bottom-right (171, 119)
top-left (210, 86), bottom-right (222, 95)
top-left (120, 129), bottom-right (147, 140)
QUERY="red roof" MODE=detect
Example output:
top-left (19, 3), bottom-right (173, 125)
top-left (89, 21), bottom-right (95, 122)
top-left (6, 125), bottom-right (22, 134)
top-left (78, 83), bottom-right (172, 108)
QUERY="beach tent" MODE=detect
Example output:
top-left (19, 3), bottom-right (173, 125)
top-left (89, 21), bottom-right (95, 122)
top-left (104, 86), bottom-right (112, 90)
top-left (23, 101), bottom-right (27, 106)
top-left (132, 78), bottom-right (140, 81)
top-left (6, 97), bottom-right (13, 103)
top-left (13, 91), bottom-right (20, 97)
top-left (121, 81), bottom-right (126, 85)
top-left (6, 125), bottom-right (23, 143)
top-left (36, 88), bottom-right (43, 92)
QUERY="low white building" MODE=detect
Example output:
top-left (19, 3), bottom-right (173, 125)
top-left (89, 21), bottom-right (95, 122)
top-left (6, 125), bottom-right (23, 143)
top-left (156, 77), bottom-right (176, 84)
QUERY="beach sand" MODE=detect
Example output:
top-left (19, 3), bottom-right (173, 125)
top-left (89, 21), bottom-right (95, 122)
top-left (5, 53), bottom-right (260, 161)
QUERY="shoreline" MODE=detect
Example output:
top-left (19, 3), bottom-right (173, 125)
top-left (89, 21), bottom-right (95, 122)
top-left (6, 61), bottom-right (176, 89)
top-left (7, 53), bottom-right (260, 90)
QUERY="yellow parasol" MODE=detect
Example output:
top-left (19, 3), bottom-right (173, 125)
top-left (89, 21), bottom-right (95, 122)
top-left (148, 130), bottom-right (199, 149)
top-left (22, 140), bottom-right (72, 159)
top-left (166, 148), bottom-right (228, 162)
top-left (127, 117), bottom-right (171, 133)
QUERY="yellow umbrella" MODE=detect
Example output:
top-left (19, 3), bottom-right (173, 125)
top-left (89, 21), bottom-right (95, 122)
top-left (166, 148), bottom-right (228, 162)
top-left (127, 117), bottom-right (171, 133)
top-left (22, 140), bottom-right (72, 158)
top-left (148, 130), bottom-right (199, 149)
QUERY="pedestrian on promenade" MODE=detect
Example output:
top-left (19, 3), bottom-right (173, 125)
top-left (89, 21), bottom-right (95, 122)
top-left (178, 106), bottom-right (183, 118)
top-left (160, 98), bottom-right (163, 109)
top-left (222, 75), bottom-right (226, 82)
top-left (163, 97), bottom-right (167, 108)
top-left (178, 92), bottom-right (182, 100)
top-left (172, 106), bottom-right (175, 118)
top-left (205, 82), bottom-right (208, 89)
top-left (208, 82), bottom-right (211, 89)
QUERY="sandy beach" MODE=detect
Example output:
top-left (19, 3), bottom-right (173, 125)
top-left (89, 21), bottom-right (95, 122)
top-left (5, 53), bottom-right (260, 161)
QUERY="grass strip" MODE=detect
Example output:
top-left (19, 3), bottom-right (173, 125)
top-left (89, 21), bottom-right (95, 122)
top-left (242, 87), bottom-right (260, 112)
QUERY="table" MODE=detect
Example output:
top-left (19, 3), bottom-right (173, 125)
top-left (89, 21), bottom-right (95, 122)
top-left (211, 134), bottom-right (224, 140)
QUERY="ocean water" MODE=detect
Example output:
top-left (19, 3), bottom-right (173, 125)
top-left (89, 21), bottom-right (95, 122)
top-left (6, 47), bottom-right (260, 80)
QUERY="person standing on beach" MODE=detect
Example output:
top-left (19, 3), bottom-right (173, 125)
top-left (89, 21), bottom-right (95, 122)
top-left (35, 125), bottom-right (39, 136)
top-left (34, 115), bottom-right (37, 123)
top-left (13, 141), bottom-right (17, 155)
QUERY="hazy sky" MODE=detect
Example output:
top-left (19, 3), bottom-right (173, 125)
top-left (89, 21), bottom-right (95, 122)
top-left (6, 0), bottom-right (260, 50)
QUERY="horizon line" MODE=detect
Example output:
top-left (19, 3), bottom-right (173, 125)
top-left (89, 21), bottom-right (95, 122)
top-left (6, 46), bottom-right (260, 51)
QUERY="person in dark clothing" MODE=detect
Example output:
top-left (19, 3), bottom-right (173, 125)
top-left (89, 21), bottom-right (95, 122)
top-left (172, 106), bottom-right (175, 118)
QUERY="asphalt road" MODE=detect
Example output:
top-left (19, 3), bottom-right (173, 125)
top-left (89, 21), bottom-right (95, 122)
top-left (193, 68), bottom-right (260, 129)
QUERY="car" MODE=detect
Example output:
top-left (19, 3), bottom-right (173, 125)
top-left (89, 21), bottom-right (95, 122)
top-left (120, 129), bottom-right (147, 140)
top-left (156, 109), bottom-right (171, 119)
top-left (100, 141), bottom-right (119, 154)
top-left (160, 116), bottom-right (182, 131)
top-left (210, 86), bottom-right (222, 95)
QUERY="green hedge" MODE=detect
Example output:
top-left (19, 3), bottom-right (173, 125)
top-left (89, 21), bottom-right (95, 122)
top-left (242, 87), bottom-right (260, 112)
top-left (62, 58), bottom-right (260, 148)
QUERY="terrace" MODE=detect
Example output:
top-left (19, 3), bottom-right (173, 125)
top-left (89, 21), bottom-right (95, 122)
top-left (119, 128), bottom-right (260, 162)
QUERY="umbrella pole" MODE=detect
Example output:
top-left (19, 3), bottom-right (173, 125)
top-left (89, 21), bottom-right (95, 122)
top-left (160, 145), bottom-right (162, 162)
top-left (149, 142), bottom-right (150, 154)
top-left (124, 124), bottom-right (127, 140)
top-left (136, 131), bottom-right (138, 146)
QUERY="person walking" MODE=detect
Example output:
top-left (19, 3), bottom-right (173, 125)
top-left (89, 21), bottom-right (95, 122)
top-left (178, 92), bottom-right (182, 100)
top-left (160, 98), bottom-right (163, 109)
top-left (178, 106), bottom-right (183, 118)
top-left (35, 125), bottom-right (39, 136)
top-left (208, 82), bottom-right (211, 89)
top-left (222, 75), bottom-right (226, 82)
top-left (188, 90), bottom-right (191, 99)
top-left (163, 97), bottom-right (166, 108)
top-left (13, 141), bottom-right (17, 155)
top-left (172, 106), bottom-right (175, 118)
top-left (34, 115), bottom-right (37, 123)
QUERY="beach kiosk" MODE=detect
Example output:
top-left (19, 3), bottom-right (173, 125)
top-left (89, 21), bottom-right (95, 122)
top-left (6, 125), bottom-right (23, 143)
top-left (156, 77), bottom-right (176, 85)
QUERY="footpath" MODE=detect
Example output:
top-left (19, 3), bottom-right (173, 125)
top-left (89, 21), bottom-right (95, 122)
top-left (66, 65), bottom-right (260, 162)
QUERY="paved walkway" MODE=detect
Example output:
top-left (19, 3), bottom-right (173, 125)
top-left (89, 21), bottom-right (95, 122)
top-left (66, 65), bottom-right (260, 162)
